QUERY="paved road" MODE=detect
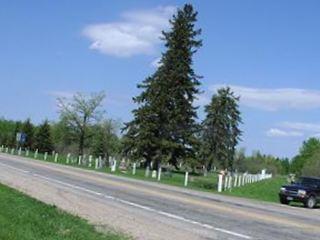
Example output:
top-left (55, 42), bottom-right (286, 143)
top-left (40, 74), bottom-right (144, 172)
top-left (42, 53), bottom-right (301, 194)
top-left (0, 153), bottom-right (319, 240)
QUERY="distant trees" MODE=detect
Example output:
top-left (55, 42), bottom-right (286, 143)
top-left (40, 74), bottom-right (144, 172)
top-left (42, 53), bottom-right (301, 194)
top-left (57, 92), bottom-right (106, 156)
top-left (34, 120), bottom-right (54, 153)
top-left (201, 87), bottom-right (242, 171)
top-left (123, 4), bottom-right (202, 169)
top-left (291, 138), bottom-right (320, 177)
top-left (0, 118), bottom-right (17, 147)
top-left (91, 120), bottom-right (120, 160)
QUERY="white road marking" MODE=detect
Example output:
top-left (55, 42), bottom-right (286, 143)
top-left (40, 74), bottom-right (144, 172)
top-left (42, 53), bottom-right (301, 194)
top-left (0, 161), bottom-right (252, 239)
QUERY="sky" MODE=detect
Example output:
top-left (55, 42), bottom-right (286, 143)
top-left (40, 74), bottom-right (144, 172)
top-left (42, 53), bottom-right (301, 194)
top-left (1, 0), bottom-right (320, 158)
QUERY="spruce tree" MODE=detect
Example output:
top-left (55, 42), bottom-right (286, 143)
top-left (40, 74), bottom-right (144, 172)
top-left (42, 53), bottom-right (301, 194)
top-left (201, 87), bottom-right (242, 170)
top-left (123, 4), bottom-right (202, 169)
top-left (22, 118), bottom-right (34, 149)
top-left (34, 120), bottom-right (54, 153)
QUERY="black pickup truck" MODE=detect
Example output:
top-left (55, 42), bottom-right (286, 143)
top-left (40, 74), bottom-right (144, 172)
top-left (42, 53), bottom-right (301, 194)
top-left (279, 176), bottom-right (320, 208)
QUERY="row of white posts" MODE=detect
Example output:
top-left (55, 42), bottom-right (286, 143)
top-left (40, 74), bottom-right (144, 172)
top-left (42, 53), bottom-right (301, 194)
top-left (0, 145), bottom-right (107, 170)
top-left (217, 169), bottom-right (273, 192)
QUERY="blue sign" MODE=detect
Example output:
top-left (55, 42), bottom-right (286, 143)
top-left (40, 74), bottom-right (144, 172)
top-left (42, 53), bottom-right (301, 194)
top-left (16, 132), bottom-right (27, 144)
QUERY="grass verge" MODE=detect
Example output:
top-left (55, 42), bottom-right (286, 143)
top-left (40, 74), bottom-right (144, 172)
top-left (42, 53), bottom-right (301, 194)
top-left (0, 183), bottom-right (129, 240)
top-left (223, 176), bottom-right (287, 203)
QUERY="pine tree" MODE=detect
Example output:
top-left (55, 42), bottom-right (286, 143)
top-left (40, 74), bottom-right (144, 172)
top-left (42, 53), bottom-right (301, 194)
top-left (34, 120), bottom-right (54, 153)
top-left (201, 87), bottom-right (242, 170)
top-left (123, 4), bottom-right (202, 169)
top-left (22, 118), bottom-right (34, 149)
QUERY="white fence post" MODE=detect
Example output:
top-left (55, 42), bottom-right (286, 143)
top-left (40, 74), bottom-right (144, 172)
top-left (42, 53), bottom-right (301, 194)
top-left (184, 172), bottom-right (189, 187)
top-left (54, 153), bottom-right (58, 162)
top-left (111, 159), bottom-right (117, 172)
top-left (218, 174), bottom-right (223, 192)
top-left (88, 155), bottom-right (92, 167)
top-left (34, 149), bottom-right (38, 158)
top-left (95, 158), bottom-right (99, 169)
top-left (44, 152), bottom-right (48, 161)
top-left (66, 153), bottom-right (71, 164)
top-left (26, 150), bottom-right (29, 157)
top-left (132, 162), bottom-right (136, 175)
top-left (234, 175), bottom-right (238, 187)
top-left (145, 166), bottom-right (150, 177)
top-left (18, 147), bottom-right (22, 156)
top-left (157, 167), bottom-right (162, 181)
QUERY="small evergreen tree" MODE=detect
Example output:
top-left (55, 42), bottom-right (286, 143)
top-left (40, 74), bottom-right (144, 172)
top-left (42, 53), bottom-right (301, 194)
top-left (34, 120), bottom-right (54, 153)
top-left (201, 87), bottom-right (242, 170)
top-left (22, 119), bottom-right (34, 149)
top-left (123, 4), bottom-right (202, 169)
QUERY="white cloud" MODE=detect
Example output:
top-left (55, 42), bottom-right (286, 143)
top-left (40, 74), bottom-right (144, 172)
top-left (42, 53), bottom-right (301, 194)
top-left (210, 85), bottom-right (320, 111)
top-left (266, 128), bottom-right (303, 137)
top-left (281, 122), bottom-right (320, 132)
top-left (83, 6), bottom-right (176, 57)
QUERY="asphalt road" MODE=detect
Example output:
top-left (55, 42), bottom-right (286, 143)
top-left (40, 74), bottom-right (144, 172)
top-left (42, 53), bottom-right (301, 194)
top-left (0, 153), bottom-right (319, 240)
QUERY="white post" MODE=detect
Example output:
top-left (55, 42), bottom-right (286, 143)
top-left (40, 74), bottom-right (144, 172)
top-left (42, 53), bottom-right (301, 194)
top-left (224, 176), bottom-right (228, 191)
top-left (0, 145), bottom-right (3, 152)
top-left (238, 175), bottom-right (242, 187)
top-left (18, 147), bottom-right (22, 156)
top-left (34, 149), bottom-right (38, 158)
top-left (132, 163), bottom-right (136, 175)
top-left (152, 170), bottom-right (157, 178)
top-left (184, 172), bottom-right (189, 187)
top-left (66, 153), bottom-right (71, 164)
top-left (44, 152), bottom-right (48, 161)
top-left (111, 159), bottom-right (117, 172)
top-left (5, 147), bottom-right (9, 153)
top-left (95, 158), bottom-right (99, 169)
top-left (78, 155), bottom-right (82, 165)
top-left (228, 176), bottom-right (232, 190)
top-left (218, 174), bottom-right (223, 192)
top-left (99, 156), bottom-right (102, 168)
top-left (54, 153), bottom-right (58, 162)
top-left (157, 167), bottom-right (162, 181)
top-left (234, 175), bottom-right (238, 187)
top-left (26, 150), bottom-right (29, 157)
top-left (89, 155), bottom-right (92, 167)
top-left (10, 148), bottom-right (14, 155)
top-left (145, 166), bottom-right (150, 177)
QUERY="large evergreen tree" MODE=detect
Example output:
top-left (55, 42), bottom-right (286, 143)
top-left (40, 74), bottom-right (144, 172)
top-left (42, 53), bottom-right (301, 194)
top-left (34, 120), bottom-right (54, 153)
top-left (123, 4), bottom-right (202, 169)
top-left (201, 87), bottom-right (242, 170)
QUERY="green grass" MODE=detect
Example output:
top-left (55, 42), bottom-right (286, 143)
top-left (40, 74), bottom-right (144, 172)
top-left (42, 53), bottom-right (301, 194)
top-left (223, 176), bottom-right (287, 203)
top-left (0, 183), bottom-right (129, 240)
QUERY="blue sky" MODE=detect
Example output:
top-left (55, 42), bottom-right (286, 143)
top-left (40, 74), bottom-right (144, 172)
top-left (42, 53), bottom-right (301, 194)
top-left (1, 0), bottom-right (320, 158)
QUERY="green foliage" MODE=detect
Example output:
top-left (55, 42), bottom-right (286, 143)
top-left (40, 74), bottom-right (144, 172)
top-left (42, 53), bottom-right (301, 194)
top-left (0, 118), bottom-right (17, 147)
top-left (234, 150), bottom-right (288, 175)
top-left (291, 138), bottom-right (320, 175)
top-left (301, 150), bottom-right (320, 177)
top-left (57, 92), bottom-right (106, 155)
top-left (201, 87), bottom-right (242, 170)
top-left (91, 120), bottom-right (121, 159)
top-left (0, 183), bottom-right (128, 240)
top-left (34, 120), bottom-right (54, 153)
top-left (123, 4), bottom-right (202, 169)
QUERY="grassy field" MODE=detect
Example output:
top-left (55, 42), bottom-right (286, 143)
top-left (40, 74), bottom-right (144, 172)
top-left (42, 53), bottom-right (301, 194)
top-left (0, 183), bottom-right (129, 240)
top-left (223, 176), bottom-right (287, 203)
